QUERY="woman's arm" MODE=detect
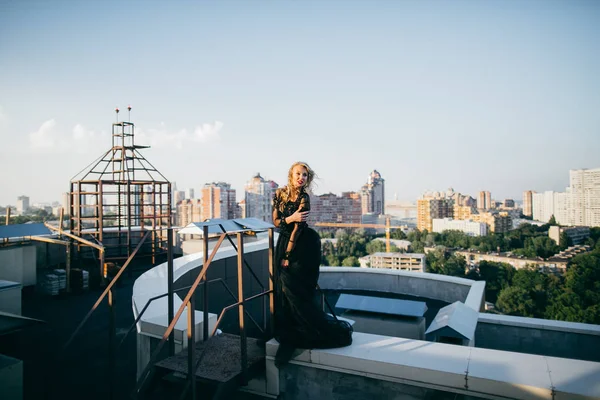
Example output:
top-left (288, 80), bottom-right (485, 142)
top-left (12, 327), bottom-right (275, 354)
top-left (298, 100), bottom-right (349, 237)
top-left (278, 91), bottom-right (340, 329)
top-left (284, 193), bottom-right (310, 254)
top-left (272, 189), bottom-right (288, 228)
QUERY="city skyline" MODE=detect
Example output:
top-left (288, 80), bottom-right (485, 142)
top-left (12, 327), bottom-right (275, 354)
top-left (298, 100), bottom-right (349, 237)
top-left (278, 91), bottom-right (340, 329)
top-left (1, 1), bottom-right (599, 205)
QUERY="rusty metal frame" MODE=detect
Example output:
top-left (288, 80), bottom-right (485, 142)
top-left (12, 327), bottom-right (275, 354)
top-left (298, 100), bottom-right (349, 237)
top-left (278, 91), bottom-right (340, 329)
top-left (68, 118), bottom-right (172, 281)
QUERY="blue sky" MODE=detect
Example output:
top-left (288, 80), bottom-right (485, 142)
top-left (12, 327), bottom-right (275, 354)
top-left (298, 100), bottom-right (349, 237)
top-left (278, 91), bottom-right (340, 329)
top-left (1, 0), bottom-right (599, 205)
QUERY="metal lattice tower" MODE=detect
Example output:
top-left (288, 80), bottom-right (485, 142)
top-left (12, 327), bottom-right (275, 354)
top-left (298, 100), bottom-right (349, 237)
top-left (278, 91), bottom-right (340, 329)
top-left (69, 107), bottom-right (172, 269)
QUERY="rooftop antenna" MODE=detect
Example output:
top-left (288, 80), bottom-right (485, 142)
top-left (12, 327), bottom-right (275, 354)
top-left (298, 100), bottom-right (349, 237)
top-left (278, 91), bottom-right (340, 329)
top-left (127, 105), bottom-right (132, 121)
top-left (115, 107), bottom-right (120, 123)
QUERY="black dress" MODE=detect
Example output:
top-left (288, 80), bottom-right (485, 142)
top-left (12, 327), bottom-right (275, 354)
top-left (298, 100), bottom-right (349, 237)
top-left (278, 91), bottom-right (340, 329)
top-left (272, 188), bottom-right (352, 364)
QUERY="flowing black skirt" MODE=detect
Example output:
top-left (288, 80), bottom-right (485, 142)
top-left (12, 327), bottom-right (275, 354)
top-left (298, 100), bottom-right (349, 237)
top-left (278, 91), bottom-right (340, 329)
top-left (274, 227), bottom-right (352, 356)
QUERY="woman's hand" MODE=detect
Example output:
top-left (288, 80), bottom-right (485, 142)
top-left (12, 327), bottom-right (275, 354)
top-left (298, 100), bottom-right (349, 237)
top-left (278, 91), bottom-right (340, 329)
top-left (289, 209), bottom-right (309, 223)
top-left (281, 258), bottom-right (289, 268)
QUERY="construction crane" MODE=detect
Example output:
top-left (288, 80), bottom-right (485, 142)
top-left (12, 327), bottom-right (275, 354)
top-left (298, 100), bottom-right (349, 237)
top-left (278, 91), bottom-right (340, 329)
top-left (314, 217), bottom-right (407, 253)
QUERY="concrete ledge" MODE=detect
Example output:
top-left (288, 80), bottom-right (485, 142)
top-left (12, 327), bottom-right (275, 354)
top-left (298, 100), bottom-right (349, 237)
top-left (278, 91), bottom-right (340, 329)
top-left (319, 267), bottom-right (478, 307)
top-left (478, 313), bottom-right (600, 336)
top-left (266, 332), bottom-right (600, 400)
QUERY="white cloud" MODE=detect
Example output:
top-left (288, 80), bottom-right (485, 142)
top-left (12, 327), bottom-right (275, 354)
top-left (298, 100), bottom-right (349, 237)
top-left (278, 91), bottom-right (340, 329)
top-left (27, 119), bottom-right (223, 153)
top-left (71, 124), bottom-right (108, 153)
top-left (136, 121), bottom-right (224, 149)
top-left (193, 121), bottom-right (224, 143)
top-left (29, 119), bottom-right (58, 150)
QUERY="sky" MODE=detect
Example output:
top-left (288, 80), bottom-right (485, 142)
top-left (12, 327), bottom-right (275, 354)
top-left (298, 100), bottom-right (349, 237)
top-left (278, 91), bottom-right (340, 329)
top-left (1, 0), bottom-right (599, 206)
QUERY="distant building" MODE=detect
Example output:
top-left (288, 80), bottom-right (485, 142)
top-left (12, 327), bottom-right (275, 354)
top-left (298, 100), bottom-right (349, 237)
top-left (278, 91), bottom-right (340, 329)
top-left (244, 173), bottom-right (278, 222)
top-left (360, 170), bottom-right (385, 215)
top-left (62, 192), bottom-right (70, 216)
top-left (385, 201), bottom-right (417, 219)
top-left (174, 190), bottom-right (186, 206)
top-left (456, 249), bottom-right (569, 274)
top-left (176, 199), bottom-right (202, 227)
top-left (477, 191), bottom-right (491, 210)
top-left (200, 182), bottom-right (236, 220)
top-left (187, 188), bottom-right (195, 200)
top-left (311, 192), bottom-right (362, 224)
top-left (548, 226), bottom-right (590, 246)
top-left (570, 168), bottom-right (600, 227)
top-left (432, 218), bottom-right (488, 236)
top-left (454, 205), bottom-right (475, 220)
top-left (16, 195), bottom-right (29, 214)
top-left (523, 190), bottom-right (535, 217)
top-left (417, 198), bottom-right (453, 232)
top-left (503, 199), bottom-right (515, 208)
top-left (471, 211), bottom-right (512, 234)
top-left (359, 252), bottom-right (426, 272)
top-left (532, 191), bottom-right (570, 225)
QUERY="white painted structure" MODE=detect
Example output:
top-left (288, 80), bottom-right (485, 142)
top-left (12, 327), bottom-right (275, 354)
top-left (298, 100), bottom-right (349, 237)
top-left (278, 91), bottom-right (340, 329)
top-left (432, 218), bottom-right (487, 236)
top-left (133, 239), bottom-right (600, 399)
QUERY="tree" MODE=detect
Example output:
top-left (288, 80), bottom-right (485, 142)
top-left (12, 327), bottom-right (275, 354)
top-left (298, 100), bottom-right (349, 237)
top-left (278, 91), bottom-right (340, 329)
top-left (478, 261), bottom-right (515, 303)
top-left (325, 254), bottom-right (340, 267)
top-left (366, 240), bottom-right (399, 254)
top-left (507, 266), bottom-right (562, 318)
top-left (341, 256), bottom-right (360, 267)
top-left (559, 232), bottom-right (572, 251)
top-left (497, 286), bottom-right (536, 317)
top-left (548, 215), bottom-right (557, 226)
top-left (426, 251), bottom-right (466, 277)
top-left (546, 252), bottom-right (600, 324)
top-left (390, 230), bottom-right (407, 240)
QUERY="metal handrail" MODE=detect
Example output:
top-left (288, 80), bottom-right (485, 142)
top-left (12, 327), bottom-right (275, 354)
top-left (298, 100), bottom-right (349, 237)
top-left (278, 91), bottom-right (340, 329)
top-left (134, 229), bottom-right (274, 399)
top-left (60, 231), bottom-right (151, 354)
top-left (117, 278), bottom-right (267, 351)
top-left (210, 289), bottom-right (272, 337)
top-left (46, 230), bottom-right (151, 400)
top-left (133, 232), bottom-right (228, 397)
top-left (177, 288), bottom-right (273, 400)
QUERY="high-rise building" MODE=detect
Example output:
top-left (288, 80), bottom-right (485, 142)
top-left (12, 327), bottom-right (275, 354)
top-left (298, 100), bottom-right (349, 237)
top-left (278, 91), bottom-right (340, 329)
top-left (522, 190), bottom-right (535, 217)
top-left (201, 182), bottom-right (236, 220)
top-left (311, 192), bottom-right (362, 224)
top-left (62, 192), bottom-right (70, 215)
top-left (187, 188), bottom-right (195, 200)
top-left (454, 205), bottom-right (475, 220)
top-left (471, 211), bottom-right (512, 234)
top-left (177, 199), bottom-right (202, 227)
top-left (243, 173), bottom-right (278, 222)
top-left (360, 170), bottom-right (385, 215)
top-left (417, 198), bottom-right (453, 232)
top-left (174, 190), bottom-right (186, 205)
top-left (477, 191), bottom-right (491, 210)
top-left (16, 195), bottom-right (30, 214)
top-left (569, 168), bottom-right (600, 227)
top-left (503, 199), bottom-right (515, 208)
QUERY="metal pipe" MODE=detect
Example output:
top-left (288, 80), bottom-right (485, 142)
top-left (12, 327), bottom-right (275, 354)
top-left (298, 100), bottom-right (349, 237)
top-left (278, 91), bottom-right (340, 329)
top-left (167, 227), bottom-right (174, 356)
top-left (237, 232), bottom-right (247, 385)
top-left (210, 289), bottom-right (272, 338)
top-left (203, 225), bottom-right (209, 342)
top-left (134, 233), bottom-right (226, 395)
top-left (108, 288), bottom-right (116, 400)
top-left (60, 231), bottom-right (150, 354)
top-left (187, 298), bottom-right (196, 400)
top-left (268, 228), bottom-right (275, 337)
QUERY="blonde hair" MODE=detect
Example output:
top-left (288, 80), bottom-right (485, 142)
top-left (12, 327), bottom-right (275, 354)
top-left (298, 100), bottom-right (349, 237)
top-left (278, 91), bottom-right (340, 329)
top-left (277, 161), bottom-right (317, 210)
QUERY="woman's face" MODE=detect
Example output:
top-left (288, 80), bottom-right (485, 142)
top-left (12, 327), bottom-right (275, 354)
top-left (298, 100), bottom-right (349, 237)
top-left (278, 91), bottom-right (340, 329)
top-left (291, 165), bottom-right (309, 189)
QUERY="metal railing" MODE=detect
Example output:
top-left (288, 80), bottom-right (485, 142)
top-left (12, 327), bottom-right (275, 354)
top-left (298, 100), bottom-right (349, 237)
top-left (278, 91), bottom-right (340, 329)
top-left (46, 230), bottom-right (151, 399)
top-left (133, 226), bottom-right (276, 400)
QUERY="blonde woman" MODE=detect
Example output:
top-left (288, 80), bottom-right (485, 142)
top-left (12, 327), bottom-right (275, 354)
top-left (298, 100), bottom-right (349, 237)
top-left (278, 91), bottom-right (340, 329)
top-left (272, 162), bottom-right (352, 366)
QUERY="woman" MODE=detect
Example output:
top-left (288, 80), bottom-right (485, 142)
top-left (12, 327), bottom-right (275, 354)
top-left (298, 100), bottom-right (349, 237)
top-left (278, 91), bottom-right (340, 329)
top-left (272, 161), bottom-right (353, 366)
